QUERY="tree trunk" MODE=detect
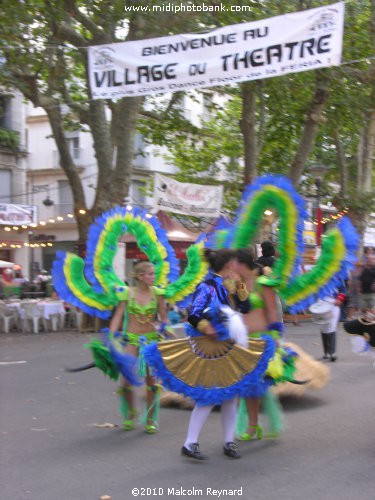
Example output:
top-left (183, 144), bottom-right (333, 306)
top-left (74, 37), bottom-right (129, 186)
top-left (111, 96), bottom-right (144, 203)
top-left (240, 82), bottom-right (258, 186)
top-left (289, 70), bottom-right (330, 185)
top-left (361, 108), bottom-right (375, 193)
top-left (44, 104), bottom-right (87, 241)
top-left (332, 129), bottom-right (348, 197)
top-left (353, 0), bottom-right (375, 253)
top-left (88, 99), bottom-right (113, 211)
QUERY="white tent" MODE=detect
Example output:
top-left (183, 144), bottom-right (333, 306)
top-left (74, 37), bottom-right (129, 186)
top-left (0, 260), bottom-right (15, 269)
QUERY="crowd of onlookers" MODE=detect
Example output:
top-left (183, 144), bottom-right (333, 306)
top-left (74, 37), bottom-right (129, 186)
top-left (345, 246), bottom-right (375, 320)
top-left (0, 243), bottom-right (373, 320)
top-left (0, 268), bottom-right (52, 299)
top-left (148, 242), bottom-right (375, 326)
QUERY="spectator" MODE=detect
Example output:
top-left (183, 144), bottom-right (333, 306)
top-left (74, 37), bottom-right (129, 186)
top-left (318, 280), bottom-right (347, 362)
top-left (13, 270), bottom-right (27, 286)
top-left (256, 241), bottom-right (276, 269)
top-left (36, 270), bottom-right (50, 297)
top-left (358, 253), bottom-right (375, 315)
top-left (362, 246), bottom-right (374, 265)
top-left (346, 262), bottom-right (362, 320)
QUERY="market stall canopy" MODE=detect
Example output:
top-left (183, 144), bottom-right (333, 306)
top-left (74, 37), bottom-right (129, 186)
top-left (156, 211), bottom-right (200, 242)
top-left (0, 260), bottom-right (16, 269)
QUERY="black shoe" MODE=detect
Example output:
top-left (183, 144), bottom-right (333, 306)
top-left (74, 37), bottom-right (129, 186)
top-left (181, 443), bottom-right (208, 460)
top-left (223, 442), bottom-right (241, 459)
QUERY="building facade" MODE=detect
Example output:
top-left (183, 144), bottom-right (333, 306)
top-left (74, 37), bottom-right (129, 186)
top-left (0, 92), bottom-right (212, 280)
top-left (0, 88), bottom-right (30, 272)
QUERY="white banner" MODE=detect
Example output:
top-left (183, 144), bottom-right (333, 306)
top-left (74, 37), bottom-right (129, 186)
top-left (0, 204), bottom-right (37, 226)
top-left (153, 174), bottom-right (223, 217)
top-left (88, 2), bottom-right (344, 99)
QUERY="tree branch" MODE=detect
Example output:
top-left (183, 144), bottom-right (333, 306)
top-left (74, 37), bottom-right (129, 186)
top-left (55, 21), bottom-right (88, 50)
top-left (332, 128), bottom-right (348, 196)
top-left (55, 49), bottom-right (90, 123)
top-left (64, 0), bottom-right (110, 43)
top-left (289, 70), bottom-right (331, 185)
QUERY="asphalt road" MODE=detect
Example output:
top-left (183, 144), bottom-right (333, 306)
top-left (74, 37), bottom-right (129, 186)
top-left (1, 321), bottom-right (374, 500)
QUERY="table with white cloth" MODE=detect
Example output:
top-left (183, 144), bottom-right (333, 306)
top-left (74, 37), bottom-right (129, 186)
top-left (5, 300), bottom-right (65, 332)
top-left (36, 301), bottom-right (66, 331)
top-left (37, 301), bottom-right (65, 320)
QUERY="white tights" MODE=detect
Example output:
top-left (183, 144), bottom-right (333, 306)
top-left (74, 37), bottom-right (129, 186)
top-left (184, 399), bottom-right (238, 447)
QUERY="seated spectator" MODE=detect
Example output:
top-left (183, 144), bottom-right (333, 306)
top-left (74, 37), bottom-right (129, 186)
top-left (13, 270), bottom-right (25, 285)
top-left (36, 270), bottom-right (50, 297)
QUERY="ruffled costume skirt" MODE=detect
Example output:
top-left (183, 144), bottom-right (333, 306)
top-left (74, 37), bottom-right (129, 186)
top-left (143, 333), bottom-right (276, 406)
top-left (85, 330), bottom-right (160, 386)
top-left (248, 331), bottom-right (298, 384)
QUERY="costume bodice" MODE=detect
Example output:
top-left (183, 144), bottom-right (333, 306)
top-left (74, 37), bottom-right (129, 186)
top-left (249, 291), bottom-right (264, 310)
top-left (125, 286), bottom-right (161, 325)
top-left (249, 275), bottom-right (279, 310)
top-left (128, 293), bottom-right (157, 316)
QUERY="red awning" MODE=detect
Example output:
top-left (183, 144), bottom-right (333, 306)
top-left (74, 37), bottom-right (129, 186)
top-left (156, 211), bottom-right (199, 242)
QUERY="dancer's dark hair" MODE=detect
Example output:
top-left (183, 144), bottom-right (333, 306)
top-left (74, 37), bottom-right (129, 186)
top-left (235, 248), bottom-right (259, 270)
top-left (203, 248), bottom-right (236, 273)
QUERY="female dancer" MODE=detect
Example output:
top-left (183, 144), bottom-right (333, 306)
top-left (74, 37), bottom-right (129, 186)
top-left (108, 260), bottom-right (172, 434)
top-left (234, 248), bottom-right (287, 440)
top-left (144, 249), bottom-right (276, 459)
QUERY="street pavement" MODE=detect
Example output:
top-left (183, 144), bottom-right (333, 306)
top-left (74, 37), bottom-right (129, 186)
top-left (1, 321), bottom-right (374, 500)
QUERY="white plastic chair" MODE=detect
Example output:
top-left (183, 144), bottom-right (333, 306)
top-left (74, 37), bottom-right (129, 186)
top-left (0, 305), bottom-right (19, 333)
top-left (63, 309), bottom-right (74, 329)
top-left (59, 306), bottom-right (83, 331)
top-left (48, 312), bottom-right (65, 332)
top-left (64, 305), bottom-right (82, 329)
top-left (19, 303), bottom-right (45, 334)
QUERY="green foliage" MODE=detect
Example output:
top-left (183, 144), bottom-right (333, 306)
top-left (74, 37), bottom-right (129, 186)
top-left (140, 0), bottom-right (374, 222)
top-left (0, 0), bottom-right (239, 234)
top-left (333, 189), bottom-right (375, 232)
top-left (0, 128), bottom-right (20, 151)
top-left (0, 0), bottom-right (373, 235)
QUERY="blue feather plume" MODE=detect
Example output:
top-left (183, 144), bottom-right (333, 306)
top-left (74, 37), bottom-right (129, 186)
top-left (288, 216), bottom-right (359, 313)
top-left (102, 330), bottom-right (143, 386)
top-left (51, 251), bottom-right (112, 319)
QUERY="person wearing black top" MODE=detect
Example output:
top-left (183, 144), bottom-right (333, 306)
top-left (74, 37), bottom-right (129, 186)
top-left (358, 253), bottom-right (375, 314)
top-left (256, 241), bottom-right (276, 269)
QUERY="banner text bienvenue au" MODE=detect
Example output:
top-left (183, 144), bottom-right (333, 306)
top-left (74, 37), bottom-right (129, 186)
top-left (88, 2), bottom-right (344, 99)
